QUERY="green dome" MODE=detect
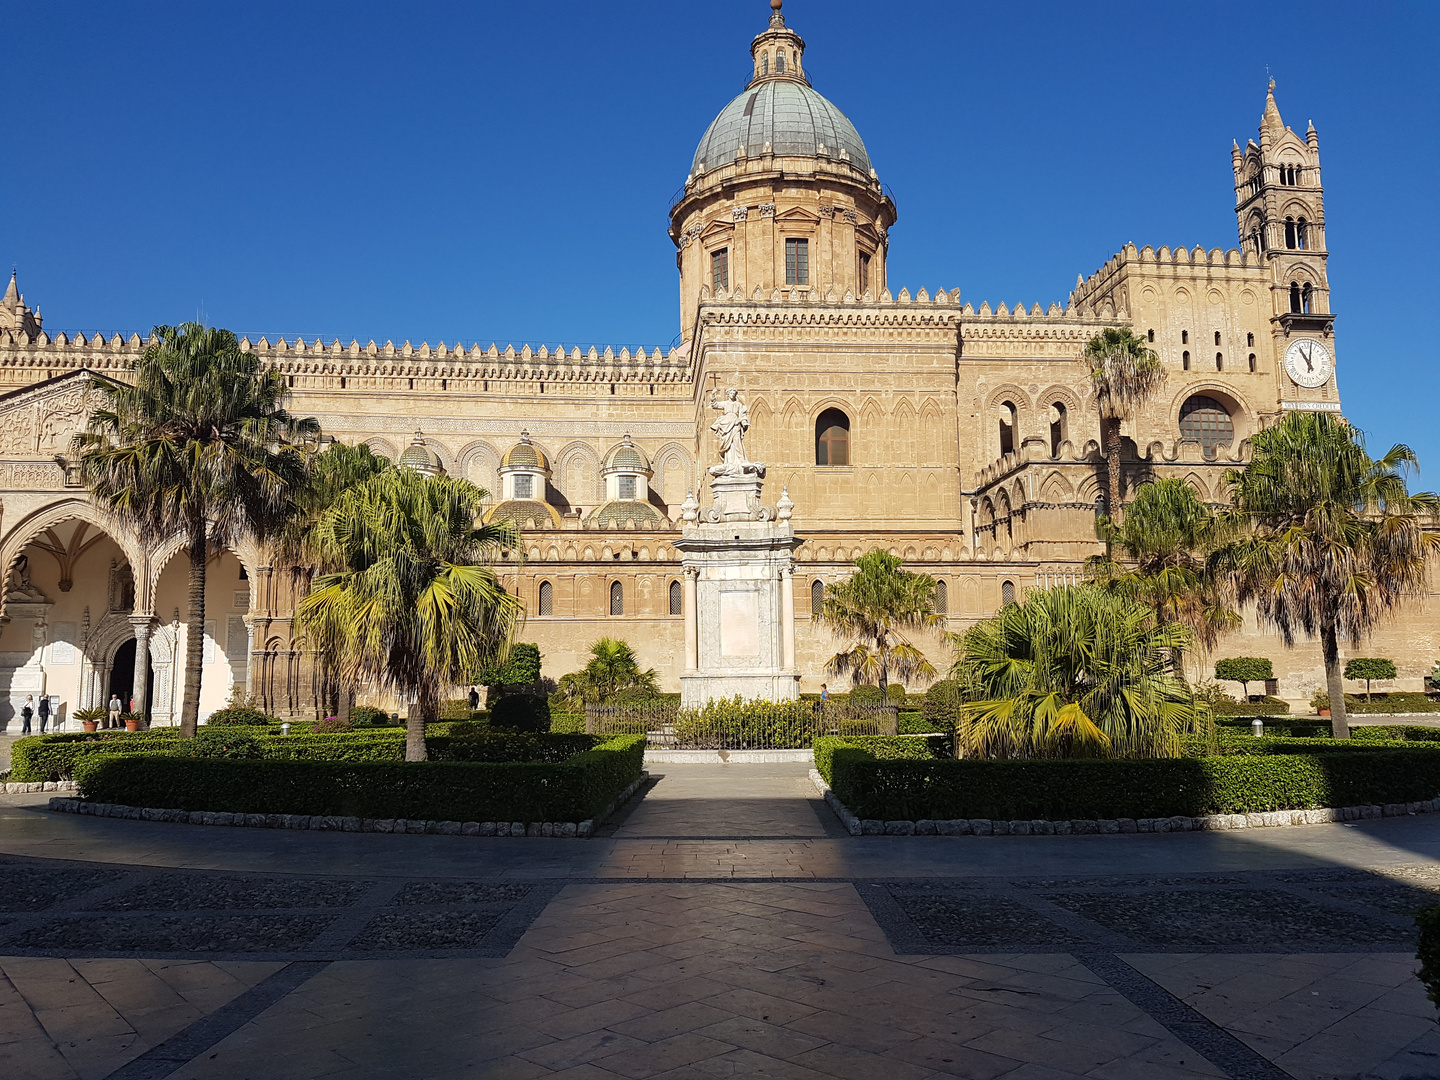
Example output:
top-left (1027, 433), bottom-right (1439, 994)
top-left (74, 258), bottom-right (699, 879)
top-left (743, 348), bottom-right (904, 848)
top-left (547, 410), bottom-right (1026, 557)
top-left (485, 500), bottom-right (561, 530)
top-left (399, 432), bottom-right (442, 473)
top-left (602, 437), bottom-right (651, 475)
top-left (584, 500), bottom-right (668, 530)
top-left (500, 438), bottom-right (548, 472)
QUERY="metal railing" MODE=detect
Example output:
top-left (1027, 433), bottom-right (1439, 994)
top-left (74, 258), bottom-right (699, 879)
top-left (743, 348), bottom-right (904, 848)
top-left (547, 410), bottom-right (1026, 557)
top-left (585, 702), bottom-right (897, 750)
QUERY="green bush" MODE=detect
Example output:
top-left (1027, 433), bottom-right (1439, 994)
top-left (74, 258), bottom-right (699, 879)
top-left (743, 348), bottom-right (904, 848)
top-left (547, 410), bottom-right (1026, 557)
top-left (672, 697), bottom-right (824, 748)
top-left (1417, 906), bottom-right (1440, 1016)
top-left (1313, 692), bottom-right (1440, 715)
top-left (885, 684), bottom-right (908, 703)
top-left (812, 736), bottom-right (952, 781)
top-left (350, 705), bottom-right (393, 727)
top-left (314, 717), bottom-right (352, 733)
top-left (1211, 696), bottom-right (1291, 716)
top-left (204, 707), bottom-right (283, 727)
top-left (439, 699), bottom-right (473, 720)
top-left (1345, 657), bottom-right (1397, 699)
top-left (897, 711), bottom-right (935, 735)
top-left (10, 729), bottom-right (183, 781)
top-left (73, 734), bottom-right (647, 824)
top-left (922, 681), bottom-right (962, 735)
top-left (849, 685), bottom-right (883, 704)
top-left (818, 742), bottom-right (1440, 821)
top-left (427, 733), bottom-right (599, 764)
top-left (548, 712), bottom-right (586, 735)
top-left (1216, 716), bottom-right (1325, 736)
top-left (1352, 726), bottom-right (1440, 743)
top-left (489, 695), bottom-right (551, 733)
top-left (476, 642), bottom-right (542, 688)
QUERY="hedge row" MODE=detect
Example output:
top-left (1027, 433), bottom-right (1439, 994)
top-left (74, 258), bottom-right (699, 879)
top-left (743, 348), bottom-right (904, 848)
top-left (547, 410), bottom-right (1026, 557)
top-left (72, 734), bottom-right (647, 824)
top-left (812, 736), bottom-right (952, 780)
top-left (1212, 697), bottom-right (1291, 717)
top-left (1317, 692), bottom-right (1440, 715)
top-left (813, 737), bottom-right (1440, 821)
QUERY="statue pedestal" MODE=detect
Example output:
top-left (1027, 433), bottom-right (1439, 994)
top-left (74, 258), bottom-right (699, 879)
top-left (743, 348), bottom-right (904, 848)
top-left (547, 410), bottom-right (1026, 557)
top-left (675, 472), bottom-right (802, 709)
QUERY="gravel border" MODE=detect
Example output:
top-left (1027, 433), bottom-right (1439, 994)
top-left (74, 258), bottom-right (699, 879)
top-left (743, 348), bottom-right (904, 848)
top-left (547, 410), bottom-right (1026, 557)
top-left (3, 780), bottom-right (77, 794)
top-left (46, 772), bottom-right (649, 839)
top-left (808, 769), bottom-right (1440, 837)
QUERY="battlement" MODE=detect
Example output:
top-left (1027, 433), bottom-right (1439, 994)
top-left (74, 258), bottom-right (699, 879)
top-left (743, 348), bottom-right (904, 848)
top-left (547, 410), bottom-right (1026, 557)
top-left (698, 283), bottom-right (959, 307)
top-left (1070, 241), bottom-right (1261, 310)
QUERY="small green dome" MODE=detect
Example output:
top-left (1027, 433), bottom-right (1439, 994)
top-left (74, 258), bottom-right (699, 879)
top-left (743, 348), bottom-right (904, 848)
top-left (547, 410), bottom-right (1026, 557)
top-left (501, 434), bottom-right (548, 472)
top-left (584, 500), bottom-right (668, 530)
top-left (399, 432), bottom-right (442, 473)
top-left (485, 500), bottom-right (562, 529)
top-left (601, 436), bottom-right (651, 475)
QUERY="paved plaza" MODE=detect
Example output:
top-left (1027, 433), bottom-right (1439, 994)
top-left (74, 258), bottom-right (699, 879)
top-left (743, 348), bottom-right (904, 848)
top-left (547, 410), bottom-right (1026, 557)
top-left (2, 763), bottom-right (1440, 1079)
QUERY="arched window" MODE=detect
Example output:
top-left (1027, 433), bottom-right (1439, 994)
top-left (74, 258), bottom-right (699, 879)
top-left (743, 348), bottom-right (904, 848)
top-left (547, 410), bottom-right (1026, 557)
top-left (1001, 580), bottom-right (1016, 606)
top-left (998, 400), bottom-right (1017, 457)
top-left (1048, 402), bottom-right (1068, 457)
top-left (1179, 395), bottom-right (1235, 453)
top-left (815, 409), bottom-right (850, 466)
top-left (1147, 328), bottom-right (1154, 342)
top-left (537, 581), bottom-right (553, 616)
top-left (935, 579), bottom-right (948, 614)
top-left (1181, 330), bottom-right (1188, 345)
top-left (1214, 331), bottom-right (1221, 346)
top-left (669, 579), bottom-right (682, 616)
top-left (1284, 217), bottom-right (1297, 249)
top-left (761, 53), bottom-right (768, 75)
top-left (1247, 332), bottom-right (1255, 347)
top-left (609, 581), bottom-right (624, 616)
top-left (1248, 352), bottom-right (1257, 372)
top-left (811, 579), bottom-right (825, 613)
top-left (1301, 283), bottom-right (1313, 314)
top-left (1297, 218), bottom-right (1308, 249)
top-left (1216, 352), bottom-right (1224, 371)
top-left (1182, 350), bottom-right (1190, 370)
top-left (775, 50), bottom-right (785, 73)
top-left (1289, 282), bottom-right (1302, 313)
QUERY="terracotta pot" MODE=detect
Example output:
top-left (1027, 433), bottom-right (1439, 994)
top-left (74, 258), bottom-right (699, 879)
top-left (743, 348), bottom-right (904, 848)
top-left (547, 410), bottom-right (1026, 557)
top-left (124, 718), bottom-right (141, 732)
top-left (82, 720), bottom-right (98, 732)
top-left (1318, 708), bottom-right (1331, 718)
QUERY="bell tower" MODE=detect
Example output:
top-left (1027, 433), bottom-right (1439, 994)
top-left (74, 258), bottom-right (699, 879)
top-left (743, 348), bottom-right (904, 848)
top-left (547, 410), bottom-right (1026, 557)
top-left (1232, 80), bottom-right (1338, 409)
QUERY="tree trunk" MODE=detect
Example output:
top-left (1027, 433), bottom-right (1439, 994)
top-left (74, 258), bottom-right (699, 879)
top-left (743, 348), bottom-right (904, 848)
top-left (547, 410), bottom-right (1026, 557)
top-left (1105, 416), bottom-right (1123, 522)
top-left (179, 529), bottom-right (208, 738)
top-left (1322, 618), bottom-right (1350, 739)
top-left (407, 679), bottom-right (435, 762)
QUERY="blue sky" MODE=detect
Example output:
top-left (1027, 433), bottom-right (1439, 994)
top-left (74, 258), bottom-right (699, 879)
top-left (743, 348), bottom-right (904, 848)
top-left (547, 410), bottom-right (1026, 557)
top-left (7, 1), bottom-right (1438, 477)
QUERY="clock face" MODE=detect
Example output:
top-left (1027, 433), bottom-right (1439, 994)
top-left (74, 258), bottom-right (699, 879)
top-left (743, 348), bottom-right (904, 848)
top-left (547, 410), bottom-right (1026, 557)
top-left (1283, 338), bottom-right (1333, 388)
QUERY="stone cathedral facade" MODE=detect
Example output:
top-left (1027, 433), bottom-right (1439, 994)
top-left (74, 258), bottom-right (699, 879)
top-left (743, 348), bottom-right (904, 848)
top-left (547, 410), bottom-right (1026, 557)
top-left (0, 2), bottom-right (1432, 723)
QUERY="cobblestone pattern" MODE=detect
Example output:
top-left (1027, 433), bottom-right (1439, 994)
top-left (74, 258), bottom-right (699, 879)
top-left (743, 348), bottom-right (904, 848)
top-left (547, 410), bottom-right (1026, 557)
top-left (811, 768), bottom-right (1440, 837)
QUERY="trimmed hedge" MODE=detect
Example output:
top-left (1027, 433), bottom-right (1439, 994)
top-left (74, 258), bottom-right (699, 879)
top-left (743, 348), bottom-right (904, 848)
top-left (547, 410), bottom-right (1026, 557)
top-left (549, 713), bottom-right (587, 735)
top-left (896, 711), bottom-right (934, 735)
top-left (1216, 717), bottom-right (1327, 736)
top-left (205, 707), bottom-right (284, 727)
top-left (1353, 725), bottom-right (1440, 743)
top-left (489, 695), bottom-right (551, 733)
top-left (73, 734), bottom-right (647, 824)
top-left (1212, 697), bottom-right (1291, 717)
top-left (813, 736), bottom-right (1440, 821)
top-left (1314, 692), bottom-right (1440, 715)
top-left (812, 736), bottom-right (952, 781)
top-left (10, 729), bottom-right (183, 781)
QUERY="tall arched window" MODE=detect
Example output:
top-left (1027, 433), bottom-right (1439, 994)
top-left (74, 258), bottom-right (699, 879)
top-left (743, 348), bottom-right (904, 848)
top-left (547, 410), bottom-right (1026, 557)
top-left (1001, 580), bottom-right (1016, 606)
top-left (1301, 283), bottom-right (1313, 314)
top-left (609, 581), bottom-right (624, 616)
top-left (1182, 351), bottom-right (1190, 370)
top-left (998, 400), bottom-right (1017, 457)
top-left (1216, 352), bottom-right (1224, 371)
top-left (1247, 332), bottom-right (1255, 347)
top-left (811, 579), bottom-right (825, 613)
top-left (935, 579), bottom-right (948, 614)
top-left (1289, 282), bottom-right (1302, 313)
top-left (761, 53), bottom-right (768, 75)
top-left (669, 579), bottom-right (682, 616)
top-left (1297, 218), bottom-right (1309, 249)
top-left (1284, 217), bottom-right (1297, 248)
top-left (1179, 395), bottom-right (1235, 453)
top-left (1181, 330), bottom-right (1188, 344)
top-left (1214, 331), bottom-right (1222, 346)
top-left (815, 409), bottom-right (850, 466)
top-left (537, 581), bottom-right (553, 616)
top-left (1048, 402), bottom-right (1068, 458)
top-left (1248, 352), bottom-right (1257, 372)
top-left (775, 50), bottom-right (785, 73)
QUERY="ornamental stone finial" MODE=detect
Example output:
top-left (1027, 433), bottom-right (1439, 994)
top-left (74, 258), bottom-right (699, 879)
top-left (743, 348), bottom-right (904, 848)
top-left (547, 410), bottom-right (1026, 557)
top-left (776, 485), bottom-right (793, 521)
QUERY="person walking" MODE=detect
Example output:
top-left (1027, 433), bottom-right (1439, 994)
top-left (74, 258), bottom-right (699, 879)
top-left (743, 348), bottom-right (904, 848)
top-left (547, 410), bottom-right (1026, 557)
top-left (819, 683), bottom-right (829, 704)
top-left (36, 694), bottom-right (50, 734)
top-left (108, 693), bottom-right (123, 729)
top-left (19, 695), bottom-right (33, 734)
top-left (468, 685), bottom-right (480, 710)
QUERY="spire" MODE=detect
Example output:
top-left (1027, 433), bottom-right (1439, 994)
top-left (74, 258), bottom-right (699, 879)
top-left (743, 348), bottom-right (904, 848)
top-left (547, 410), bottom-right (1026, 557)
top-left (2, 272), bottom-right (18, 308)
top-left (748, 0), bottom-right (808, 87)
top-left (1261, 78), bottom-right (1284, 137)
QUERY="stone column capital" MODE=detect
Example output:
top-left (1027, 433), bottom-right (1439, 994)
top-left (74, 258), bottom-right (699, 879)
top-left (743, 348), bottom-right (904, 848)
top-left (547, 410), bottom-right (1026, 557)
top-left (127, 614), bottom-right (156, 635)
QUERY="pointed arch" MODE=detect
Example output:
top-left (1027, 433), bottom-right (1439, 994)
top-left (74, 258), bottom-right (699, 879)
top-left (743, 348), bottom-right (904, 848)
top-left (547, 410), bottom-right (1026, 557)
top-left (891, 399), bottom-right (916, 463)
top-left (918, 398), bottom-right (945, 465)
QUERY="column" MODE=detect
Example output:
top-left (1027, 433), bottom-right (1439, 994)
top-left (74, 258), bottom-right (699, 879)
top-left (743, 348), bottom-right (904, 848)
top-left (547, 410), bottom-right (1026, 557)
top-left (243, 619), bottom-right (257, 697)
top-left (683, 568), bottom-right (698, 672)
top-left (780, 566), bottom-right (796, 670)
top-left (129, 615), bottom-right (154, 718)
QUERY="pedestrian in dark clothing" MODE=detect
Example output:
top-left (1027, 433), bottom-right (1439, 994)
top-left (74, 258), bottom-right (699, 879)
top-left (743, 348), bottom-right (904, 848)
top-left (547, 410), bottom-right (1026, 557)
top-left (468, 686), bottom-right (480, 710)
top-left (20, 695), bottom-right (33, 734)
top-left (36, 695), bottom-right (50, 733)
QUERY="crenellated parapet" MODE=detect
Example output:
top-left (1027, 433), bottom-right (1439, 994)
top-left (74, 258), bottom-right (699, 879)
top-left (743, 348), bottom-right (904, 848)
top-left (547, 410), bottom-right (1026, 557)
top-left (1069, 241), bottom-right (1263, 319)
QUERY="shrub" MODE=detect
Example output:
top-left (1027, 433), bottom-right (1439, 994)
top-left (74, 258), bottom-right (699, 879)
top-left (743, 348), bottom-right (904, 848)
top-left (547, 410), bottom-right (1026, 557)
top-left (427, 732), bottom-right (599, 764)
top-left (476, 642), bottom-right (542, 688)
top-left (1216, 717), bottom-right (1327, 737)
top-left (1345, 658), bottom-right (1397, 701)
top-left (1352, 726), bottom-right (1440, 743)
top-left (1215, 658), bottom-right (1274, 700)
top-left (9, 729), bottom-right (182, 781)
top-left (73, 734), bottom-right (647, 824)
top-left (813, 735), bottom-right (952, 780)
top-left (818, 741), bottom-right (1440, 821)
top-left (314, 717), bottom-right (352, 734)
top-left (849, 685), bottom-right (883, 704)
top-left (548, 712), bottom-right (586, 735)
top-left (885, 684), bottom-right (908, 703)
top-left (439, 699), bottom-right (473, 720)
top-left (204, 707), bottom-right (282, 727)
top-left (1418, 907), bottom-right (1440, 1016)
top-left (1313, 692), bottom-right (1440, 715)
top-left (1211, 696), bottom-right (1290, 717)
top-left (179, 730), bottom-right (267, 759)
top-left (922, 681), bottom-right (962, 735)
top-left (350, 705), bottom-right (393, 727)
top-left (897, 711), bottom-right (934, 735)
top-left (489, 694), bottom-right (551, 734)
top-left (671, 697), bottom-right (824, 748)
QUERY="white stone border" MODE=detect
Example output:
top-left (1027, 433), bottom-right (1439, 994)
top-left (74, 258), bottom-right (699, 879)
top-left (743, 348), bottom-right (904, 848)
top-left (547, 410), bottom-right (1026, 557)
top-left (45, 772), bottom-right (649, 840)
top-left (4, 780), bottom-right (77, 794)
top-left (645, 749), bottom-right (814, 764)
top-left (809, 769), bottom-right (1440, 837)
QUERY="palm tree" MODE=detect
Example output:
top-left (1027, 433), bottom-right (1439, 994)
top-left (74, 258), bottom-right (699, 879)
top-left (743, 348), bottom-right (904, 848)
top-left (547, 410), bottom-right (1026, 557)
top-left (299, 468), bottom-right (521, 761)
top-left (1083, 326), bottom-right (1166, 521)
top-left (556, 638), bottom-right (660, 706)
top-left (814, 550), bottom-right (943, 694)
top-left (952, 584), bottom-right (1208, 759)
top-left (1085, 477), bottom-right (1239, 677)
top-left (75, 323), bottom-right (317, 736)
top-left (1210, 410), bottom-right (1438, 739)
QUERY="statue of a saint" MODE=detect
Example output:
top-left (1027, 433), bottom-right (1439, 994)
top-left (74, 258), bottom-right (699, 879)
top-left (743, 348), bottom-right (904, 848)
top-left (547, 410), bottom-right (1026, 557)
top-left (708, 388), bottom-right (753, 473)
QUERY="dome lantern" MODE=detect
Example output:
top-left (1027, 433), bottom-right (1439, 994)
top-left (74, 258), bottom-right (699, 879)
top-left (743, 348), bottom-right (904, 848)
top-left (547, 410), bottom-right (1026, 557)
top-left (498, 430), bottom-right (551, 501)
top-left (399, 430), bottom-right (444, 476)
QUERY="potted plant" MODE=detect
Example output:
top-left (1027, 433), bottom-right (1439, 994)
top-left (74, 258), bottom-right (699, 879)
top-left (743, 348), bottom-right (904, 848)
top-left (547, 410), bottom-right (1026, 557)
top-left (73, 705), bottom-right (106, 733)
top-left (1311, 690), bottom-right (1331, 718)
top-left (120, 711), bottom-right (143, 732)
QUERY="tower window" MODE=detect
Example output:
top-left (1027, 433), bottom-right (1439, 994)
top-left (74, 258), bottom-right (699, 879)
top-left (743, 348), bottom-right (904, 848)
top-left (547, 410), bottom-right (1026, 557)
top-left (1181, 330), bottom-right (1188, 345)
top-left (618, 475), bottom-right (637, 499)
top-left (1182, 350), bottom-right (1190, 370)
top-left (1147, 329), bottom-right (1154, 342)
top-left (998, 400), bottom-right (1017, 457)
top-left (1214, 331), bottom-right (1221, 346)
top-left (1001, 580), bottom-right (1016, 606)
top-left (609, 581), bottom-right (624, 616)
top-left (858, 252), bottom-right (871, 295)
top-left (811, 579), bottom-right (825, 613)
top-left (775, 50), bottom-right (785, 73)
top-left (1297, 218), bottom-right (1308, 249)
top-left (1179, 395), bottom-right (1235, 452)
top-left (669, 579), bottom-right (682, 616)
top-left (1248, 352), bottom-right (1257, 372)
top-left (785, 238), bottom-right (809, 285)
top-left (1289, 282), bottom-right (1302, 313)
top-left (537, 581), bottom-right (553, 616)
top-left (1247, 332), bottom-right (1254, 347)
top-left (514, 473), bottom-right (533, 499)
top-left (711, 247), bottom-right (729, 291)
top-left (815, 408), bottom-right (850, 466)
top-left (1049, 402), bottom-right (1068, 458)
top-left (1301, 283), bottom-right (1313, 314)
top-left (1285, 217), bottom-right (1297, 249)
top-left (1216, 352), bottom-right (1224, 371)
top-left (935, 579), bottom-right (948, 614)
top-left (761, 53), bottom-right (768, 75)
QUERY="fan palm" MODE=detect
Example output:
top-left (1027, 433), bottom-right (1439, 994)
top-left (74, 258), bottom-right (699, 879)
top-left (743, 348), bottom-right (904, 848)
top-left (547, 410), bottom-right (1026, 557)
top-left (1210, 410), bottom-right (1438, 739)
top-left (75, 323), bottom-right (317, 736)
top-left (299, 468), bottom-right (521, 761)
top-left (814, 550), bottom-right (943, 694)
top-left (952, 584), bottom-right (1208, 759)
top-left (1086, 477), bottom-right (1239, 677)
top-left (557, 638), bottom-right (660, 706)
top-left (1083, 326), bottom-right (1166, 521)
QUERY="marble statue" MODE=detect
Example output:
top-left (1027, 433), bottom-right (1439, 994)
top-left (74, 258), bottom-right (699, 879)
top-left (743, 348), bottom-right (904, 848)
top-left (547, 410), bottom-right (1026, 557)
top-left (707, 387), bottom-right (763, 477)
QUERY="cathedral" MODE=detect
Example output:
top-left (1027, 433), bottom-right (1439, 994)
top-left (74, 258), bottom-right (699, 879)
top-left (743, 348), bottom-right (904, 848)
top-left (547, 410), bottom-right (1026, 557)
top-left (0, 1), bottom-right (1430, 724)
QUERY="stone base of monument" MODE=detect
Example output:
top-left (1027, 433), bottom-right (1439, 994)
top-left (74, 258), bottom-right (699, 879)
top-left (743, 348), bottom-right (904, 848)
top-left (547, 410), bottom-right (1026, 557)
top-left (675, 469), bottom-right (802, 710)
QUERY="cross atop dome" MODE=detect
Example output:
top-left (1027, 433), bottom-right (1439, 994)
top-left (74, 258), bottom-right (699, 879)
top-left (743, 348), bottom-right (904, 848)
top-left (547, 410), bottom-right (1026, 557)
top-left (749, 0), bottom-right (808, 88)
